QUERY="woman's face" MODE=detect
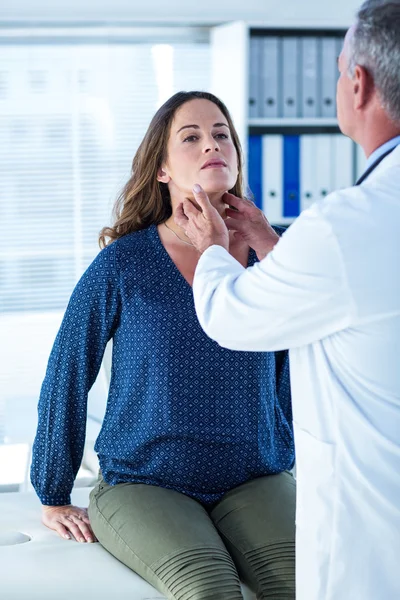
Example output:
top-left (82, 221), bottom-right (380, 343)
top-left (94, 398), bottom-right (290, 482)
top-left (158, 99), bottom-right (239, 200)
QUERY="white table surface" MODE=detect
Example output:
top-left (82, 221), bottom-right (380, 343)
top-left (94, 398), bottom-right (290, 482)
top-left (0, 487), bottom-right (255, 600)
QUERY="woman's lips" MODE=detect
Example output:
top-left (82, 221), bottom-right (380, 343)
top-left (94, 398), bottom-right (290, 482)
top-left (201, 160), bottom-right (227, 169)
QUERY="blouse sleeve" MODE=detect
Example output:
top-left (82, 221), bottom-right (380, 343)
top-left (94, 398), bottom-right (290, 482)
top-left (30, 242), bottom-right (121, 505)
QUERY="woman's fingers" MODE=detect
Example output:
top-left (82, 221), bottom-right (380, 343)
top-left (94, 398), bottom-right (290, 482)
top-left (80, 513), bottom-right (91, 526)
top-left (42, 505), bottom-right (96, 543)
top-left (61, 517), bottom-right (87, 543)
top-left (52, 521), bottom-right (72, 540)
top-left (70, 515), bottom-right (94, 542)
top-left (67, 515), bottom-right (96, 543)
top-left (191, 184), bottom-right (213, 218)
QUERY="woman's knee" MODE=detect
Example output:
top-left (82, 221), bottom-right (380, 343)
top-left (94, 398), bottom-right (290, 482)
top-left (152, 546), bottom-right (244, 600)
top-left (244, 539), bottom-right (295, 599)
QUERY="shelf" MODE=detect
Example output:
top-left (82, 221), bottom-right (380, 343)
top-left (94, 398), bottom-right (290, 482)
top-left (248, 118), bottom-right (339, 127)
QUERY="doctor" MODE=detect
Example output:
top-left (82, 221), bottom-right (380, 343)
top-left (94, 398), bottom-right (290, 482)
top-left (175, 1), bottom-right (400, 599)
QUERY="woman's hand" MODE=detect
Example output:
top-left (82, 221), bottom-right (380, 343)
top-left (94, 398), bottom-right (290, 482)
top-left (175, 184), bottom-right (229, 254)
top-left (42, 504), bottom-right (97, 543)
top-left (224, 192), bottom-right (280, 260)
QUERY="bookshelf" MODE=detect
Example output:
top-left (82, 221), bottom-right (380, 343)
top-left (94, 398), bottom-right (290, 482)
top-left (210, 22), bottom-right (367, 225)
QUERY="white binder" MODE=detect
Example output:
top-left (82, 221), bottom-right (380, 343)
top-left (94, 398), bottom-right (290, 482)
top-left (320, 38), bottom-right (337, 118)
top-left (261, 36), bottom-right (280, 118)
top-left (249, 36), bottom-right (262, 118)
top-left (332, 135), bottom-right (354, 190)
top-left (282, 37), bottom-right (299, 118)
top-left (314, 135), bottom-right (333, 201)
top-left (301, 37), bottom-right (319, 118)
top-left (300, 135), bottom-right (316, 212)
top-left (262, 135), bottom-right (295, 225)
top-left (300, 134), bottom-right (355, 213)
top-left (262, 134), bottom-right (284, 224)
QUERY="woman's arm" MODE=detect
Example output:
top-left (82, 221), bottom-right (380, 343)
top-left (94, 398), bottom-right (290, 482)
top-left (30, 242), bottom-right (121, 509)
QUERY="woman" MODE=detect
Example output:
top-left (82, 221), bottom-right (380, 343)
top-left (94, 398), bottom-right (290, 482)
top-left (31, 91), bottom-right (296, 600)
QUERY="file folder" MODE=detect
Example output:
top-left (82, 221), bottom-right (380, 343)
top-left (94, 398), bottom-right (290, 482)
top-left (314, 134), bottom-right (333, 201)
top-left (262, 134), bottom-right (284, 223)
top-left (249, 37), bottom-right (262, 118)
top-left (301, 37), bottom-right (319, 118)
top-left (283, 135), bottom-right (300, 217)
top-left (332, 135), bottom-right (354, 190)
top-left (282, 37), bottom-right (299, 118)
top-left (248, 134), bottom-right (263, 209)
top-left (320, 37), bottom-right (338, 118)
top-left (300, 135), bottom-right (316, 212)
top-left (261, 36), bottom-right (280, 118)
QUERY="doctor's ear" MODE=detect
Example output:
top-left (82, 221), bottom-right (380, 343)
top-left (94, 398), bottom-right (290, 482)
top-left (157, 166), bottom-right (171, 184)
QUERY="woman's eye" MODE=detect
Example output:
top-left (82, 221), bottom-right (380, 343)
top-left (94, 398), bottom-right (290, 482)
top-left (183, 135), bottom-right (198, 142)
top-left (215, 133), bottom-right (229, 139)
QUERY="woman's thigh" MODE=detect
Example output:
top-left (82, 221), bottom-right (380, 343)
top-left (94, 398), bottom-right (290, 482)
top-left (210, 472), bottom-right (296, 600)
top-left (88, 478), bottom-right (244, 600)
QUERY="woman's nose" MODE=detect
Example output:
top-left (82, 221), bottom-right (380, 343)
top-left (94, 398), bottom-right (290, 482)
top-left (204, 138), bottom-right (220, 153)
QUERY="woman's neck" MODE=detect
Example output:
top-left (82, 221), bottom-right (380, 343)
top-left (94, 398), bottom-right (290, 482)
top-left (165, 191), bottom-right (227, 242)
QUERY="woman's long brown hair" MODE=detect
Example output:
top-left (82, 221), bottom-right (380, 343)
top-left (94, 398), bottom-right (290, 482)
top-left (99, 91), bottom-right (244, 248)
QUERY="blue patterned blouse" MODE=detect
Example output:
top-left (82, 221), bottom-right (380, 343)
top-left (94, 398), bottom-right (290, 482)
top-left (31, 224), bottom-right (294, 506)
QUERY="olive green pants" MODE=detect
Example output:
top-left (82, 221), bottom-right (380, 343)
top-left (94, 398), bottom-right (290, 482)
top-left (88, 472), bottom-right (296, 600)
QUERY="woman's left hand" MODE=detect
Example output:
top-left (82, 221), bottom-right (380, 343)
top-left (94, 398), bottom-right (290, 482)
top-left (175, 184), bottom-right (229, 254)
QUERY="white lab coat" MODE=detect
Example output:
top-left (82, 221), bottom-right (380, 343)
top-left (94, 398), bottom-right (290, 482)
top-left (193, 146), bottom-right (400, 599)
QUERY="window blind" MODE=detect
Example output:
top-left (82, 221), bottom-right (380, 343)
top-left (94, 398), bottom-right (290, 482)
top-left (0, 37), bottom-right (211, 313)
top-left (0, 32), bottom-right (210, 455)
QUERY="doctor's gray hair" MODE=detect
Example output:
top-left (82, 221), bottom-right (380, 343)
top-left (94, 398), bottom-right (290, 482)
top-left (347, 0), bottom-right (400, 122)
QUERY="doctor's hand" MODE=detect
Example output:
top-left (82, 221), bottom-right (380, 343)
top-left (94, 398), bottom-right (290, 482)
top-left (224, 193), bottom-right (280, 260)
top-left (175, 184), bottom-right (229, 254)
top-left (42, 504), bottom-right (97, 543)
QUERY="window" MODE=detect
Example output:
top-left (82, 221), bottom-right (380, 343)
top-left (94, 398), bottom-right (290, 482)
top-left (0, 30), bottom-right (211, 491)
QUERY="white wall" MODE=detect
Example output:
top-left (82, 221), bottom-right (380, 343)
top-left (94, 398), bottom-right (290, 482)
top-left (2, 0), bottom-right (362, 28)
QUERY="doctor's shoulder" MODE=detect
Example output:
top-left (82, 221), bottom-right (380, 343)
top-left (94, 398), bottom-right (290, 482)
top-left (313, 184), bottom-right (372, 226)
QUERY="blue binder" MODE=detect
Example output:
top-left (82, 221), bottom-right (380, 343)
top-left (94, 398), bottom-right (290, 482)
top-left (248, 134), bottom-right (263, 209)
top-left (283, 135), bottom-right (300, 218)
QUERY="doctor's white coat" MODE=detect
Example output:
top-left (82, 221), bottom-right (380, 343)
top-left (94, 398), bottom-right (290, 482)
top-left (193, 146), bottom-right (400, 599)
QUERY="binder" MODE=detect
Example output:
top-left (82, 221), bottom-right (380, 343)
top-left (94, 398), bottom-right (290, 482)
top-left (248, 134), bottom-right (263, 209)
top-left (314, 135), bottom-right (333, 201)
top-left (282, 37), bottom-right (299, 118)
top-left (301, 37), bottom-right (319, 118)
top-left (283, 135), bottom-right (300, 217)
top-left (332, 135), bottom-right (354, 190)
top-left (320, 37), bottom-right (337, 118)
top-left (261, 36), bottom-right (280, 118)
top-left (262, 134), bottom-right (284, 224)
top-left (249, 37), bottom-right (262, 118)
top-left (300, 135), bottom-right (316, 212)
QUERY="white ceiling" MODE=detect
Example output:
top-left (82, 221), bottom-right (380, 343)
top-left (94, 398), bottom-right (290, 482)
top-left (1, 0), bottom-right (361, 28)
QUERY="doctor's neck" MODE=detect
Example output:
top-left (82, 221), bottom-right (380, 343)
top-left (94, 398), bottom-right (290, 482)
top-left (354, 112), bottom-right (400, 159)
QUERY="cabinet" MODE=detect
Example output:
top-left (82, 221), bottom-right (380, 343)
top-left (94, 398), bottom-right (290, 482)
top-left (210, 22), bottom-right (367, 225)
